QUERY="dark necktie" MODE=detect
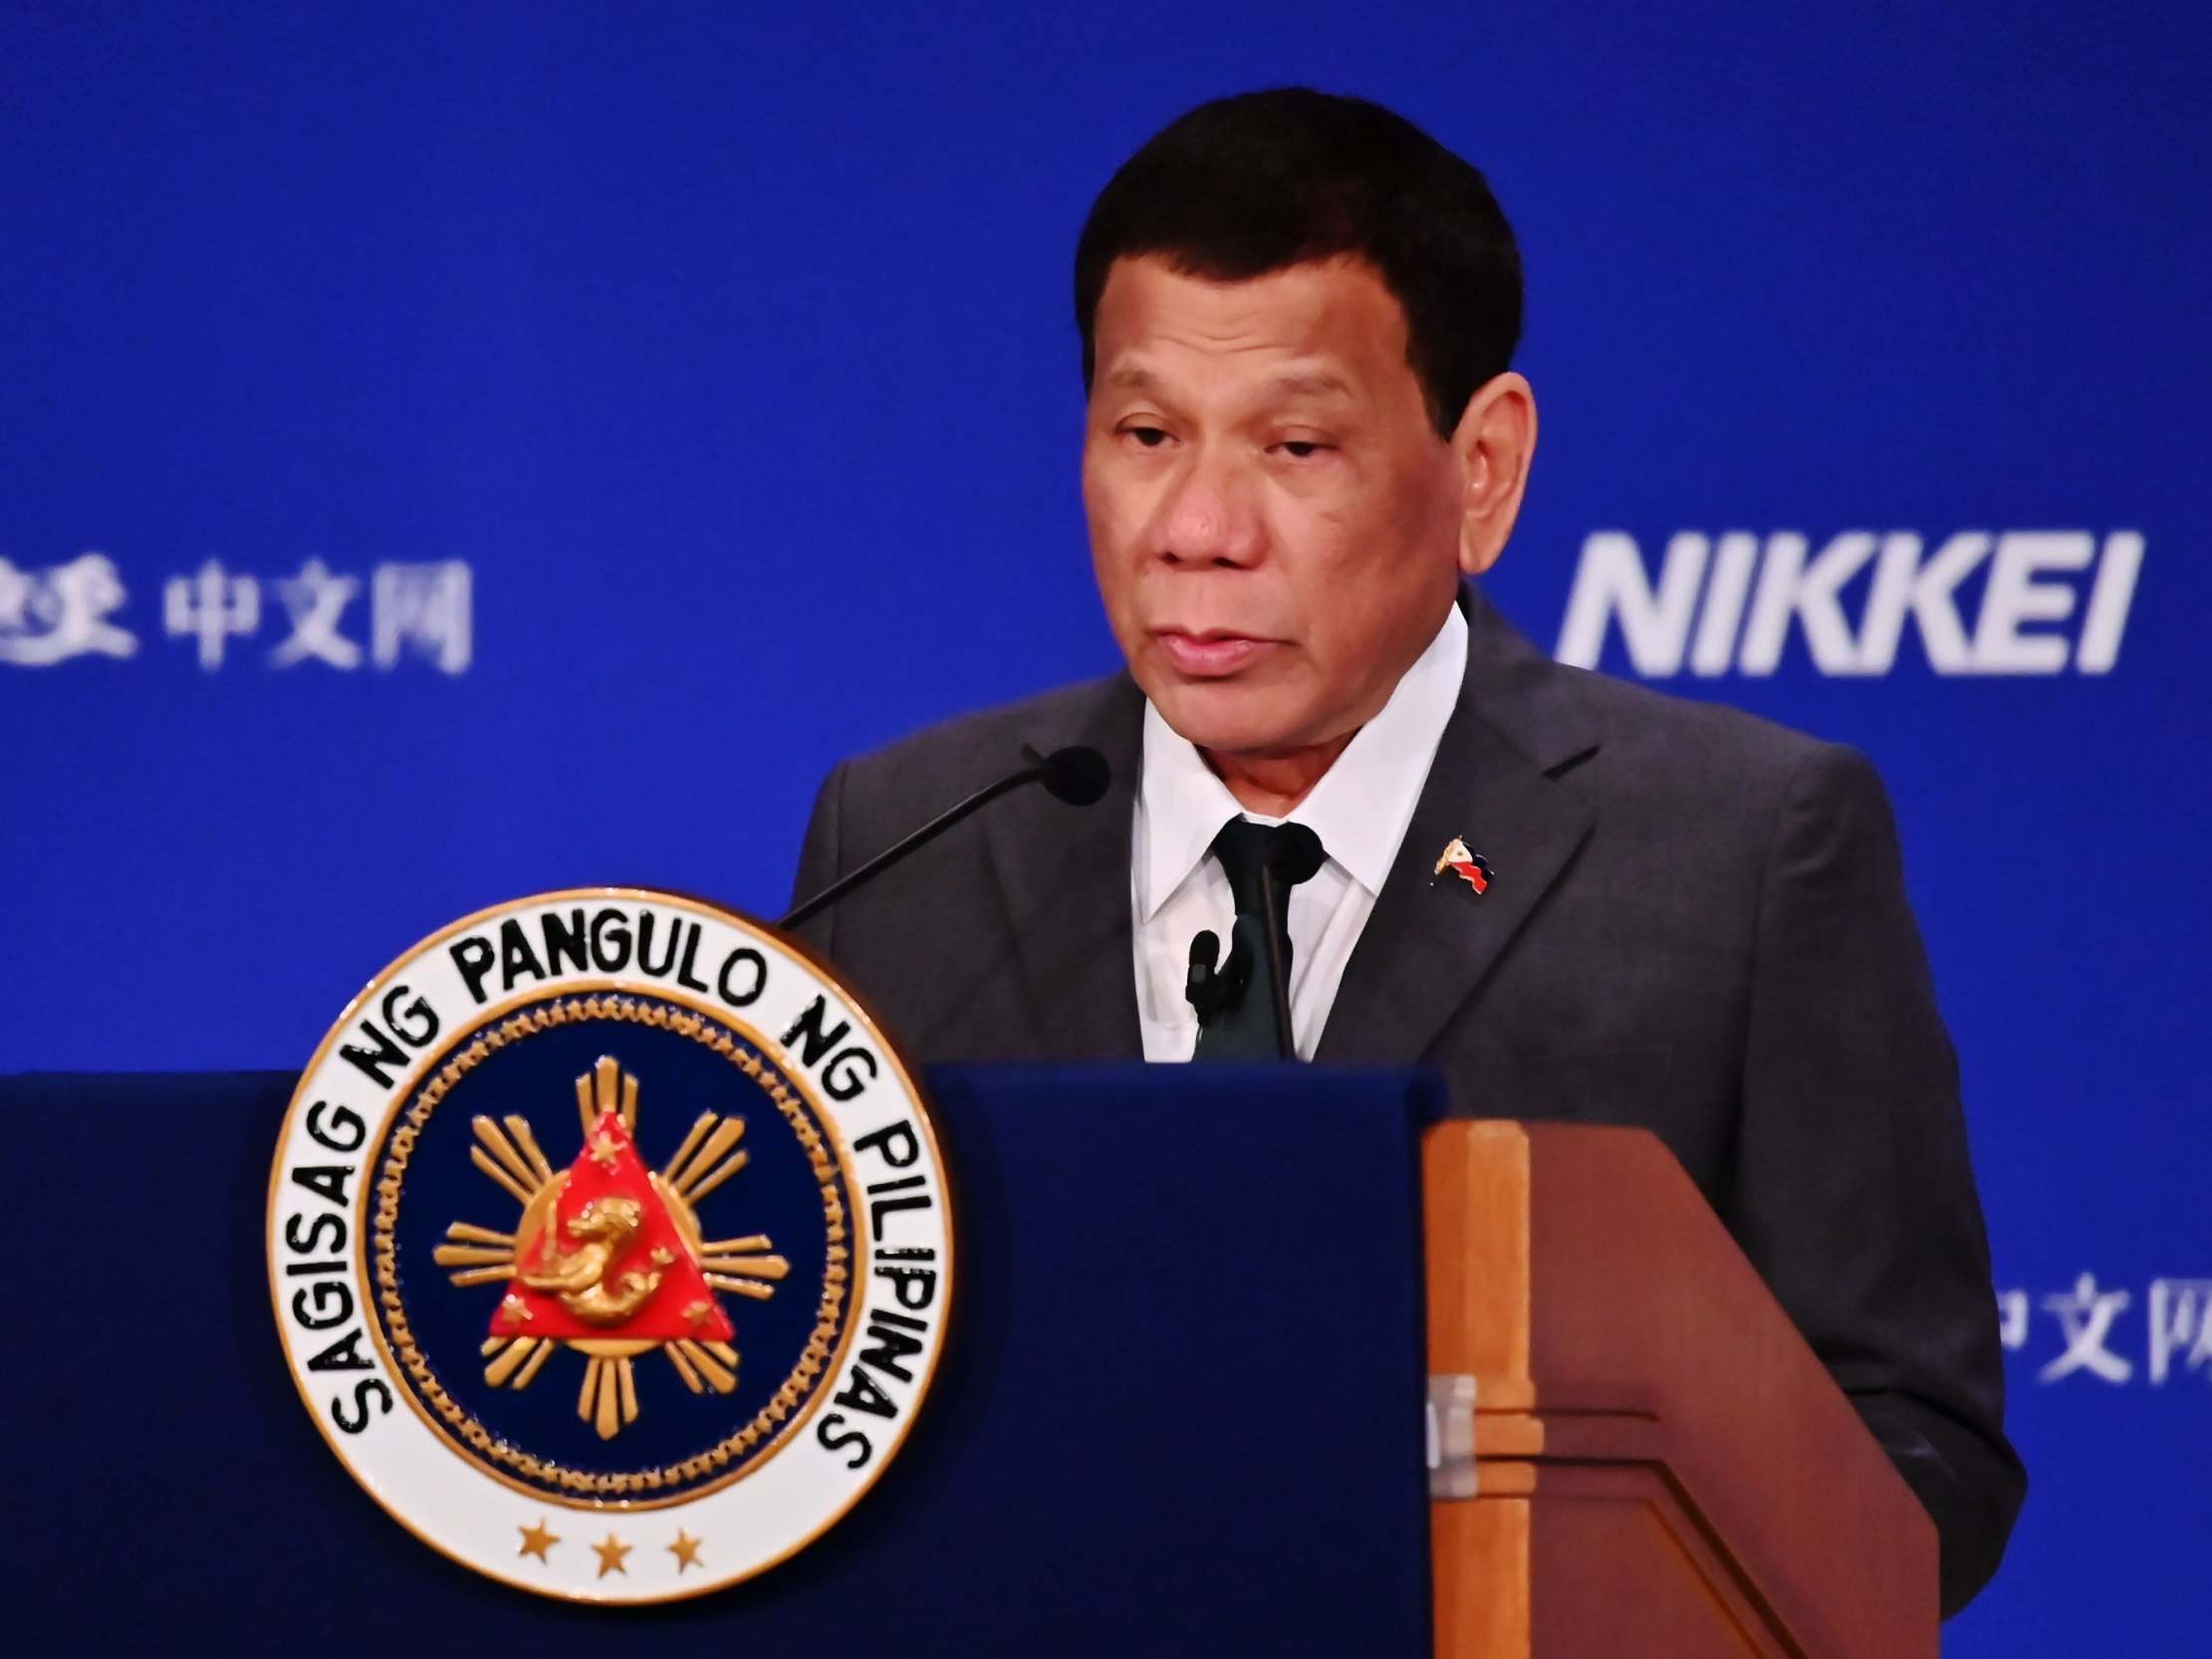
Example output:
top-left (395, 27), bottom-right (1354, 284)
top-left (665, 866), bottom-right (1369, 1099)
top-left (1188, 817), bottom-right (1303, 1063)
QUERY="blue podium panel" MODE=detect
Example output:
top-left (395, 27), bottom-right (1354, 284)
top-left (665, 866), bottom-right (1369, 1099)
top-left (2, 1065), bottom-right (1440, 1657)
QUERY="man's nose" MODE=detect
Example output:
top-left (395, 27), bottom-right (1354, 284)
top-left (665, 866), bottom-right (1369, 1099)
top-left (1156, 447), bottom-right (1264, 568)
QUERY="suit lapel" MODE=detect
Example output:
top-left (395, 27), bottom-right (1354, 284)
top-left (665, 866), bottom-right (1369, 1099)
top-left (972, 592), bottom-right (1596, 1066)
top-left (980, 675), bottom-right (1147, 1060)
top-left (1317, 591), bottom-right (1599, 1065)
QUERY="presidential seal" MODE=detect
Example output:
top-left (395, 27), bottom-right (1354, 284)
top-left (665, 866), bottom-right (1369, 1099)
top-left (267, 889), bottom-right (950, 1602)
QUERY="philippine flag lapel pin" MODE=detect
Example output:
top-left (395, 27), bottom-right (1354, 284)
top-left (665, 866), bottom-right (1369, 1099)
top-left (1433, 836), bottom-right (1493, 897)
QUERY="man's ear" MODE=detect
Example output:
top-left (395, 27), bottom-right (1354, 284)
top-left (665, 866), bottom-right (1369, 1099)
top-left (1450, 371), bottom-right (1538, 578)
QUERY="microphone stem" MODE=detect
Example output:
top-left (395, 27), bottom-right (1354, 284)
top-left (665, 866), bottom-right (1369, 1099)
top-left (1256, 864), bottom-right (1297, 1061)
top-left (780, 766), bottom-right (1040, 930)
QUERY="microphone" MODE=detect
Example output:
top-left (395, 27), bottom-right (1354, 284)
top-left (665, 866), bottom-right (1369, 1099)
top-left (1032, 743), bottom-right (1110, 808)
top-left (779, 744), bottom-right (1110, 930)
top-left (1184, 928), bottom-right (1243, 1020)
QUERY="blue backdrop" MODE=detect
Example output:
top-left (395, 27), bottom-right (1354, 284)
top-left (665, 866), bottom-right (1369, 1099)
top-left (4, 4), bottom-right (2206, 1650)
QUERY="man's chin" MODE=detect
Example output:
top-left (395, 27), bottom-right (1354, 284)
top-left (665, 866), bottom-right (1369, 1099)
top-left (1146, 682), bottom-right (1314, 758)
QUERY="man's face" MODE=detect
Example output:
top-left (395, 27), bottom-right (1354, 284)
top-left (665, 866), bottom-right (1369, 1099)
top-left (1083, 254), bottom-right (1468, 756)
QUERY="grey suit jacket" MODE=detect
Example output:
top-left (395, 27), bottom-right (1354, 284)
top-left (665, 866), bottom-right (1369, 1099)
top-left (792, 587), bottom-right (2024, 1613)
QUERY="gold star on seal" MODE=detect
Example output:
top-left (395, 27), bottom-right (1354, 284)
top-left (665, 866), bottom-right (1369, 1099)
top-left (592, 1533), bottom-right (632, 1577)
top-left (517, 1519), bottom-right (559, 1562)
top-left (668, 1530), bottom-right (704, 1572)
top-left (590, 1130), bottom-right (623, 1169)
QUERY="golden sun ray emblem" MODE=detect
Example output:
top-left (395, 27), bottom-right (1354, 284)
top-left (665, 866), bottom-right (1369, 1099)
top-left (432, 1055), bottom-right (789, 1439)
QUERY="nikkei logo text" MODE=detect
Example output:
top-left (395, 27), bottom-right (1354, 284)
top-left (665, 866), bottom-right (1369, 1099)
top-left (2000, 1275), bottom-right (2212, 1388)
top-left (1557, 531), bottom-right (2142, 677)
top-left (0, 553), bottom-right (471, 671)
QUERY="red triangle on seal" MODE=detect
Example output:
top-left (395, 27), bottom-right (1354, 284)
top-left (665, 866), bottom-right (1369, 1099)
top-left (488, 1109), bottom-right (734, 1343)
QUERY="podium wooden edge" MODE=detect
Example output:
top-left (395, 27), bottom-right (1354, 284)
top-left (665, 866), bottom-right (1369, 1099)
top-left (1423, 1120), bottom-right (1938, 1659)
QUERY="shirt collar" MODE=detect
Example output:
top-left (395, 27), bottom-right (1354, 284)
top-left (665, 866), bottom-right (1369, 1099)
top-left (1136, 602), bottom-right (1469, 919)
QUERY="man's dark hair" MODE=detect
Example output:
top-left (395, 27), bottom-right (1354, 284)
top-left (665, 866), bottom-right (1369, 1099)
top-left (1075, 88), bottom-right (1522, 439)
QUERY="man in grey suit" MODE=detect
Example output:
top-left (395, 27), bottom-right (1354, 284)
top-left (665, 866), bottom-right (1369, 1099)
top-left (792, 89), bottom-right (2023, 1612)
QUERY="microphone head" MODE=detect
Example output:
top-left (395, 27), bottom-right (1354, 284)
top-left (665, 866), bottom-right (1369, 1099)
top-left (1267, 823), bottom-right (1327, 885)
top-left (1186, 928), bottom-right (1221, 980)
top-left (1037, 745), bottom-right (1111, 807)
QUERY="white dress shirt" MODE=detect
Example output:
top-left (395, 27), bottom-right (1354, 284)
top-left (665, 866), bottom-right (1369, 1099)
top-left (1131, 605), bottom-right (1469, 1061)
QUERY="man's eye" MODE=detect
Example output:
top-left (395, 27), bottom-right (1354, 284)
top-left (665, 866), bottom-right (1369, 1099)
top-left (1274, 440), bottom-right (1333, 460)
top-left (1122, 426), bottom-right (1170, 449)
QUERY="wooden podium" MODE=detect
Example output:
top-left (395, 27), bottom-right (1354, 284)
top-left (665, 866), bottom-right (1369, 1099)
top-left (13, 1068), bottom-right (1936, 1656)
top-left (1424, 1121), bottom-right (1937, 1658)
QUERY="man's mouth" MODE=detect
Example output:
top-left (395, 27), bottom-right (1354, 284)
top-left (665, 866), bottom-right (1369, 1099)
top-left (1152, 629), bottom-right (1278, 677)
